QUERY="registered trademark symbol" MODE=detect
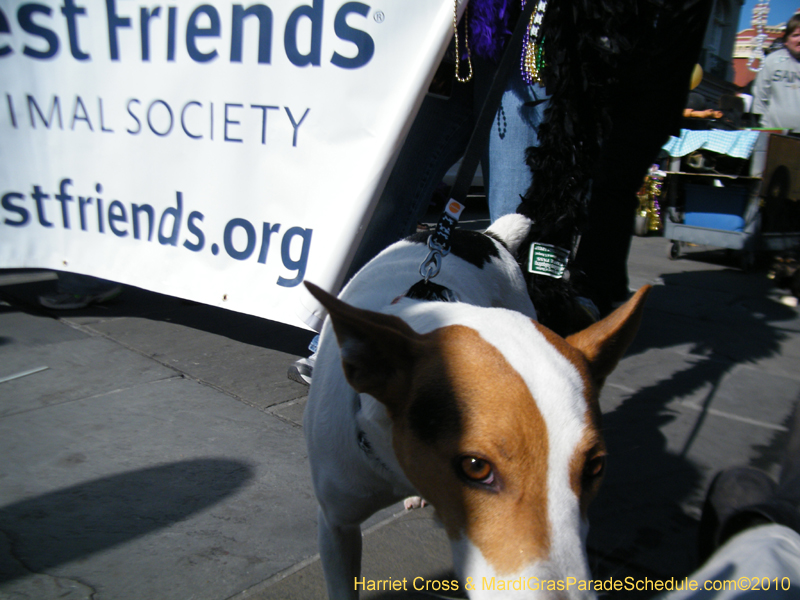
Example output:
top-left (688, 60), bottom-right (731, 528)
top-left (374, 11), bottom-right (385, 23)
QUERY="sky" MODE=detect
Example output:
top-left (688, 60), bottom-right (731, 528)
top-left (738, 0), bottom-right (800, 30)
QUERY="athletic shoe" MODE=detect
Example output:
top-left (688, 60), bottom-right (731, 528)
top-left (39, 285), bottom-right (123, 310)
top-left (287, 353), bottom-right (316, 386)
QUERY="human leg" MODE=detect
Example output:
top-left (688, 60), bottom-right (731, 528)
top-left (660, 524), bottom-right (800, 599)
top-left (660, 404), bottom-right (800, 599)
top-left (481, 71), bottom-right (547, 224)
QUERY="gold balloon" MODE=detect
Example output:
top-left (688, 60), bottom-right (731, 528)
top-left (690, 64), bottom-right (703, 90)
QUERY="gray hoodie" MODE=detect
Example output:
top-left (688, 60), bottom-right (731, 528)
top-left (753, 47), bottom-right (800, 131)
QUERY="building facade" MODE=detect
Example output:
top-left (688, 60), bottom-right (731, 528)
top-left (694, 0), bottom-right (746, 100)
top-left (733, 2), bottom-right (798, 87)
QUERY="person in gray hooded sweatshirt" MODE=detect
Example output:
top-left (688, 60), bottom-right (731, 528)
top-left (754, 13), bottom-right (800, 132)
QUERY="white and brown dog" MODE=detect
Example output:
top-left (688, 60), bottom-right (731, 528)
top-left (304, 213), bottom-right (650, 599)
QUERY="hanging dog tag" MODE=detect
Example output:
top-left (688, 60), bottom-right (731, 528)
top-left (528, 242), bottom-right (570, 278)
top-left (430, 199), bottom-right (466, 254)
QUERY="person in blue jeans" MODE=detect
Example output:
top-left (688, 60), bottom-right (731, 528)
top-left (288, 5), bottom-right (547, 385)
top-left (344, 57), bottom-right (547, 284)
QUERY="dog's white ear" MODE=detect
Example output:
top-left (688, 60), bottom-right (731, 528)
top-left (305, 282), bottom-right (419, 410)
top-left (566, 285), bottom-right (651, 386)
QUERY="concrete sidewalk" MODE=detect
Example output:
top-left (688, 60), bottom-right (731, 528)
top-left (1, 233), bottom-right (799, 600)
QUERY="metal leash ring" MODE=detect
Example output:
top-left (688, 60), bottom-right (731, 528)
top-left (419, 236), bottom-right (451, 282)
top-left (417, 199), bottom-right (464, 282)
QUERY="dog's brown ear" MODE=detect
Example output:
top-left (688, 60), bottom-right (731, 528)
top-left (305, 282), bottom-right (420, 412)
top-left (566, 285), bottom-right (651, 387)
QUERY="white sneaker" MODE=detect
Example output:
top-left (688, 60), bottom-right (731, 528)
top-left (287, 353), bottom-right (316, 386)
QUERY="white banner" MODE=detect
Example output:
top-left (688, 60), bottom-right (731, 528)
top-left (0, 0), bottom-right (463, 330)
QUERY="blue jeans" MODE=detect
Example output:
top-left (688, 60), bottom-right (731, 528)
top-left (345, 58), bottom-right (547, 281)
top-left (483, 69), bottom-right (547, 223)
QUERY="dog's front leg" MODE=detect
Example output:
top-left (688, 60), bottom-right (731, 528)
top-left (318, 507), bottom-right (362, 600)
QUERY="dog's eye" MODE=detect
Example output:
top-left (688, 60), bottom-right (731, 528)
top-left (584, 455), bottom-right (606, 480)
top-left (459, 456), bottom-right (494, 485)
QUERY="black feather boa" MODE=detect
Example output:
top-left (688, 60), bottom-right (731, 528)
top-left (515, 0), bottom-right (714, 335)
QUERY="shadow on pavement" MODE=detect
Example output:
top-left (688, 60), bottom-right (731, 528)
top-left (0, 458), bottom-right (254, 583)
top-left (0, 272), bottom-right (315, 357)
top-left (587, 264), bottom-right (797, 588)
